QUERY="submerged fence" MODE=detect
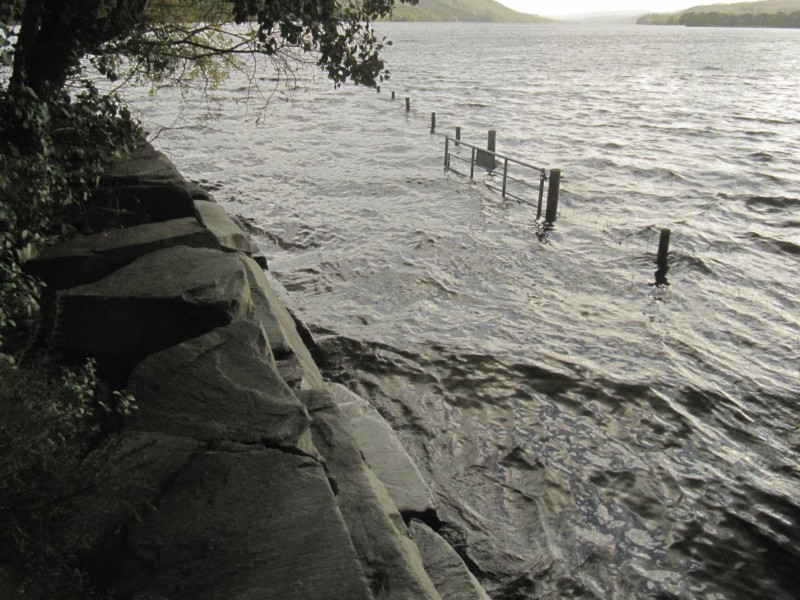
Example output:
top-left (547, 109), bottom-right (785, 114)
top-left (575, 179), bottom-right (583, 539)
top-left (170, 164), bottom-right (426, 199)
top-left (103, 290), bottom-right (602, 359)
top-left (376, 89), bottom-right (675, 283)
top-left (442, 131), bottom-right (562, 223)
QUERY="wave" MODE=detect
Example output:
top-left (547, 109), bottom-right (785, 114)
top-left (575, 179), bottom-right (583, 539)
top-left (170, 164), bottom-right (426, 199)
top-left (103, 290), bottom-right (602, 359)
top-left (746, 196), bottom-right (800, 212)
top-left (745, 231), bottom-right (800, 256)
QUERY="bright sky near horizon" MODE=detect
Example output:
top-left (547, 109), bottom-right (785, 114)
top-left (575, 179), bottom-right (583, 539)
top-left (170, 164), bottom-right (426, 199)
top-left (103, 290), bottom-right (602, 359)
top-left (495, 0), bottom-right (740, 16)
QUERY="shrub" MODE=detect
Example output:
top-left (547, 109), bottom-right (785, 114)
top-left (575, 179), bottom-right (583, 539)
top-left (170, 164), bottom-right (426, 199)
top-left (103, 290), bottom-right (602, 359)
top-left (0, 358), bottom-right (99, 598)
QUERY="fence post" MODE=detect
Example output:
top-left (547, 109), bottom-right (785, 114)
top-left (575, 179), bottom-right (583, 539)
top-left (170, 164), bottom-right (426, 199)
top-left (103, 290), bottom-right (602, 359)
top-left (501, 158), bottom-right (509, 198)
top-left (376, 85), bottom-right (381, 93)
top-left (431, 112), bottom-right (436, 133)
top-left (455, 126), bottom-right (461, 146)
top-left (391, 91), bottom-right (395, 100)
top-left (476, 129), bottom-right (496, 170)
top-left (545, 169), bottom-right (561, 223)
top-left (657, 228), bottom-right (671, 268)
top-left (405, 97), bottom-right (410, 112)
top-left (444, 136), bottom-right (450, 171)
top-left (536, 169), bottom-right (546, 220)
top-left (470, 147), bottom-right (476, 179)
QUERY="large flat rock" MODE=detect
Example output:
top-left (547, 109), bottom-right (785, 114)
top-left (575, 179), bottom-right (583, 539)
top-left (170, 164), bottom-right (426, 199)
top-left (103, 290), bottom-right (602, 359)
top-left (28, 218), bottom-right (220, 289)
top-left (52, 432), bottom-right (202, 590)
top-left (195, 200), bottom-right (256, 255)
top-left (99, 141), bottom-right (187, 188)
top-left (303, 389), bottom-right (442, 600)
top-left (409, 520), bottom-right (492, 600)
top-left (127, 321), bottom-right (316, 455)
top-left (113, 448), bottom-right (374, 600)
top-left (240, 254), bottom-right (324, 391)
top-left (327, 382), bottom-right (438, 517)
top-left (57, 246), bottom-right (250, 368)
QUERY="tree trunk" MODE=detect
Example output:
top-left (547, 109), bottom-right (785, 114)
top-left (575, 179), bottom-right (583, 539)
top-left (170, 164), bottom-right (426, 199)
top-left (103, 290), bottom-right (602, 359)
top-left (10, 0), bottom-right (149, 97)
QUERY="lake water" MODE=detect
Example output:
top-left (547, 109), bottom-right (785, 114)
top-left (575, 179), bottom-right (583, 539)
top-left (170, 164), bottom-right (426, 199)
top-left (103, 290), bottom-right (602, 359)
top-left (127, 23), bottom-right (800, 600)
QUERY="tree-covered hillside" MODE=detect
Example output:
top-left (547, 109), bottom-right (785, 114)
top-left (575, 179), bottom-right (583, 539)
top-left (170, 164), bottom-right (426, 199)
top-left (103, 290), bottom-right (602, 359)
top-left (385, 0), bottom-right (551, 22)
top-left (637, 0), bottom-right (800, 26)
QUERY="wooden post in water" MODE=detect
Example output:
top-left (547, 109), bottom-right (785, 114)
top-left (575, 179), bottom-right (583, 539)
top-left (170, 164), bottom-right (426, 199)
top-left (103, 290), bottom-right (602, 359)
top-left (476, 129), bottom-right (497, 170)
top-left (545, 169), bottom-right (561, 223)
top-left (376, 85), bottom-right (381, 93)
top-left (455, 126), bottom-right (461, 147)
top-left (536, 169), bottom-right (546, 220)
top-left (657, 228), bottom-right (671, 269)
top-left (431, 112), bottom-right (436, 133)
top-left (391, 91), bottom-right (396, 100)
top-left (405, 97), bottom-right (410, 112)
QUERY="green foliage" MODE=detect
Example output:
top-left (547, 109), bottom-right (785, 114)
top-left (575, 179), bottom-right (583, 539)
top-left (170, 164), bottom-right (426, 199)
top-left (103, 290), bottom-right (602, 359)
top-left (384, 0), bottom-right (551, 22)
top-left (0, 82), bottom-right (142, 361)
top-left (680, 10), bottom-right (800, 27)
top-left (0, 359), bottom-right (97, 598)
top-left (0, 23), bottom-right (13, 67)
top-left (1, 2), bottom-right (421, 594)
top-left (682, 0), bottom-right (800, 15)
top-left (638, 0), bottom-right (800, 26)
top-left (0, 357), bottom-right (137, 598)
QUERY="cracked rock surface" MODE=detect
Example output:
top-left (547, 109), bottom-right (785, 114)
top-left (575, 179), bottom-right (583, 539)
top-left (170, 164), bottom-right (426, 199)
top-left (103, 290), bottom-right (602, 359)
top-left (11, 142), bottom-right (491, 600)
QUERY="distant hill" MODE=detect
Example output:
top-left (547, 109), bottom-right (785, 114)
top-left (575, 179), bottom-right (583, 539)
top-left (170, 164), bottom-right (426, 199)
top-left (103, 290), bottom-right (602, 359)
top-left (384, 0), bottom-right (551, 22)
top-left (557, 10), bottom-right (647, 24)
top-left (637, 0), bottom-right (800, 26)
top-left (682, 0), bottom-right (800, 14)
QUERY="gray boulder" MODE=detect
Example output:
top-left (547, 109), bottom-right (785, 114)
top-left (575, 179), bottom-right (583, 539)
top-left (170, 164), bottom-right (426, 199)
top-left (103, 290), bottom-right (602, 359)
top-left (302, 389), bottom-right (442, 600)
top-left (90, 142), bottom-right (196, 227)
top-left (28, 217), bottom-right (220, 289)
top-left (409, 520), bottom-right (492, 600)
top-left (127, 321), bottom-right (316, 455)
top-left (99, 140), bottom-right (187, 188)
top-left (327, 382), bottom-right (438, 517)
top-left (239, 255), bottom-right (324, 390)
top-left (113, 448), bottom-right (375, 600)
top-left (195, 200), bottom-right (257, 255)
top-left (56, 432), bottom-right (202, 587)
top-left (56, 246), bottom-right (250, 366)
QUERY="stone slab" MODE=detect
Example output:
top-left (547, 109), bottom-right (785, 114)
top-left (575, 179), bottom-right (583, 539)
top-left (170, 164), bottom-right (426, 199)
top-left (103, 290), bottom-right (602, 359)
top-left (306, 391), bottom-right (442, 600)
top-left (113, 448), bottom-right (374, 600)
top-left (57, 246), bottom-right (250, 366)
top-left (239, 254), bottom-right (324, 390)
top-left (28, 218), bottom-right (219, 289)
top-left (99, 141), bottom-right (187, 187)
top-left (127, 321), bottom-right (315, 455)
top-left (409, 520), bottom-right (492, 600)
top-left (194, 200), bottom-right (256, 254)
top-left (327, 382), bottom-right (438, 517)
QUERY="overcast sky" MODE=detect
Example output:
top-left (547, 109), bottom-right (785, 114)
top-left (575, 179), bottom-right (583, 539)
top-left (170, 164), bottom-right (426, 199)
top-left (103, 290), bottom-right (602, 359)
top-left (495, 0), bottom-right (739, 16)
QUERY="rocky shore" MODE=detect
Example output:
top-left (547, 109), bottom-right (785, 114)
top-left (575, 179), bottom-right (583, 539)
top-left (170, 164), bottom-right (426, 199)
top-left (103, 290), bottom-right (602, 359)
top-left (8, 141), bottom-right (491, 600)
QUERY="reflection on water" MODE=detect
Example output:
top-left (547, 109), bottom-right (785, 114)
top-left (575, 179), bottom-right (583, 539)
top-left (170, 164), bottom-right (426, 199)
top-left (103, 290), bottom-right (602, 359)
top-left (127, 23), bottom-right (800, 599)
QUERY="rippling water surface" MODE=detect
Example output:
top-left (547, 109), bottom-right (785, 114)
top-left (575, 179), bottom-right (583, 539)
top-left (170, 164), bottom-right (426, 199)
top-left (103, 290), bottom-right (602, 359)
top-left (127, 24), bottom-right (800, 599)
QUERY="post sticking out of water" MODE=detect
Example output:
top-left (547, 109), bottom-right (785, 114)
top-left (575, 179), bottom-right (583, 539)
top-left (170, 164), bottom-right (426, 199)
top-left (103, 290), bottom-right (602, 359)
top-left (657, 228), bottom-right (671, 269)
top-left (455, 126), bottom-right (461, 147)
top-left (536, 169), bottom-right (546, 220)
top-left (545, 169), bottom-right (561, 224)
top-left (405, 97), bottom-right (410, 112)
top-left (476, 129), bottom-right (497, 170)
top-left (655, 228), bottom-right (671, 285)
top-left (431, 112), bottom-right (436, 133)
top-left (376, 85), bottom-right (381, 93)
top-left (391, 91), bottom-right (395, 100)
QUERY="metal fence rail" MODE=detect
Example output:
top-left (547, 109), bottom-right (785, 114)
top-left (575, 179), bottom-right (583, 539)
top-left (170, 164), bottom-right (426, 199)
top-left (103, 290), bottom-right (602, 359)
top-left (443, 136), bottom-right (560, 222)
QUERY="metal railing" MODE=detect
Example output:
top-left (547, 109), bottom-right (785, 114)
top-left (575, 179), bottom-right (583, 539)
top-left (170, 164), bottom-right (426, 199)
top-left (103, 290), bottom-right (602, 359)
top-left (443, 136), bottom-right (553, 220)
